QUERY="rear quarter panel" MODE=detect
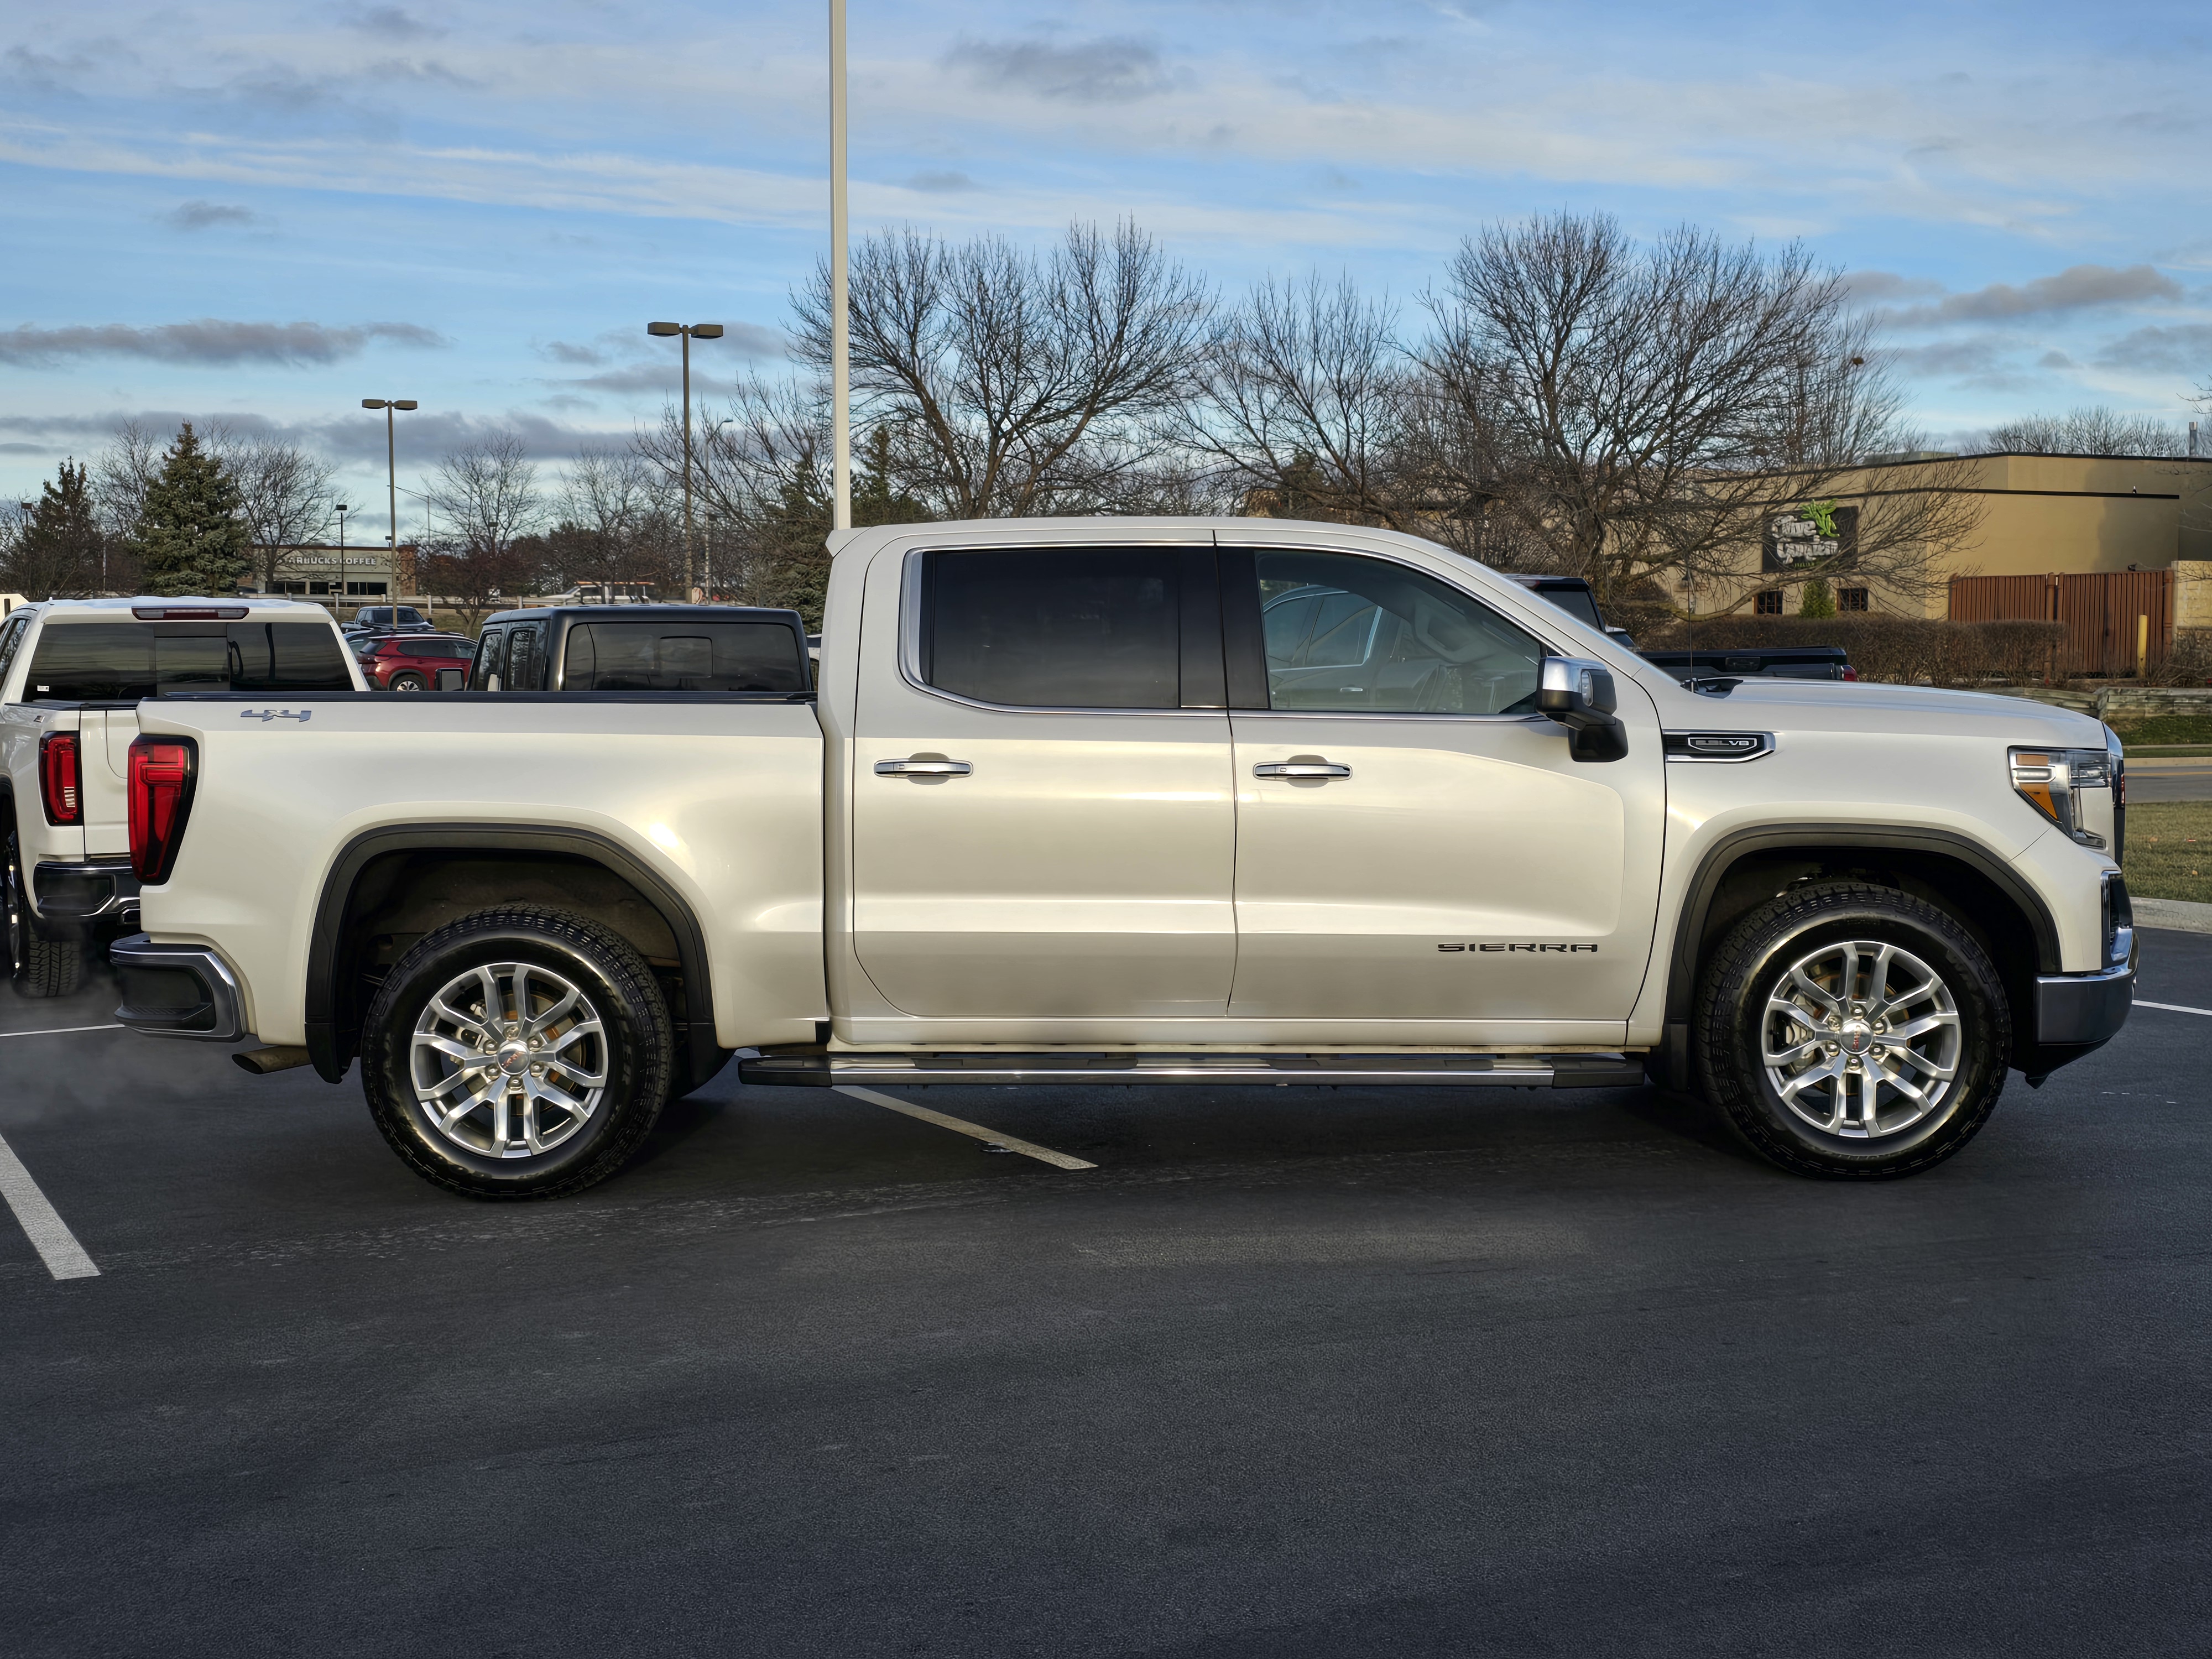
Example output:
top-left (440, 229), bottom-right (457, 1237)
top-left (133, 697), bottom-right (826, 1048)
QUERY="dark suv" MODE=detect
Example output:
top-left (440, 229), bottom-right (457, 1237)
top-left (467, 606), bottom-right (812, 694)
top-left (351, 606), bottom-right (434, 633)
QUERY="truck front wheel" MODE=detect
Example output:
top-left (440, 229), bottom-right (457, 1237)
top-left (361, 907), bottom-right (674, 1199)
top-left (1694, 882), bottom-right (2010, 1179)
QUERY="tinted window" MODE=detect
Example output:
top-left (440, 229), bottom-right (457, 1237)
top-left (24, 622), bottom-right (351, 701)
top-left (1247, 551), bottom-right (1544, 716)
top-left (924, 549), bottom-right (1181, 709)
top-left (0, 615), bottom-right (29, 691)
top-left (1532, 584), bottom-right (1604, 629)
top-left (506, 624), bottom-right (546, 691)
top-left (410, 639), bottom-right (475, 660)
top-left (470, 628), bottom-right (508, 690)
top-left (562, 622), bottom-right (807, 693)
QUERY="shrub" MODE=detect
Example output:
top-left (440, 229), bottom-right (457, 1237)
top-left (1641, 614), bottom-right (2064, 685)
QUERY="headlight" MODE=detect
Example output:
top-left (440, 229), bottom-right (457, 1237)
top-left (2010, 745), bottom-right (2120, 851)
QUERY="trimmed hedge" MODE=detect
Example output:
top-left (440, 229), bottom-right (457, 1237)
top-left (1640, 614), bottom-right (2065, 685)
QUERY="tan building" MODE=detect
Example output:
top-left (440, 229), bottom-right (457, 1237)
top-left (1726, 451), bottom-right (2212, 620)
top-left (247, 543), bottom-right (420, 606)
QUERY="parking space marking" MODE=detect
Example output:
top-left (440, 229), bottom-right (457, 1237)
top-left (2136, 1000), bottom-right (2212, 1018)
top-left (0, 1130), bottom-right (99, 1281)
top-left (0, 1023), bottom-right (122, 1040)
top-left (834, 1086), bottom-right (1098, 1171)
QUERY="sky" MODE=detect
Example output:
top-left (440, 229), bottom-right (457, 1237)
top-left (4, 0), bottom-right (2212, 541)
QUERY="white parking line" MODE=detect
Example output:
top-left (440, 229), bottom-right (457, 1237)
top-left (0, 1023), bottom-right (122, 1040)
top-left (834, 1086), bottom-right (1098, 1171)
top-left (2136, 1000), bottom-right (2212, 1018)
top-left (0, 1130), bottom-right (99, 1281)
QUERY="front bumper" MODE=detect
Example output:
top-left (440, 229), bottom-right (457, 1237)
top-left (32, 859), bottom-right (141, 935)
top-left (109, 934), bottom-right (246, 1041)
top-left (2017, 962), bottom-right (2134, 1084)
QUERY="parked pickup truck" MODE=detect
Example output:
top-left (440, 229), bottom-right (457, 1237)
top-left (1641, 645), bottom-right (1858, 684)
top-left (109, 519), bottom-right (2134, 1197)
top-left (2, 597), bottom-right (363, 996)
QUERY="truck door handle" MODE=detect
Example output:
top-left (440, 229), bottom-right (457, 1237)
top-left (875, 756), bottom-right (973, 778)
top-left (1253, 758), bottom-right (1352, 780)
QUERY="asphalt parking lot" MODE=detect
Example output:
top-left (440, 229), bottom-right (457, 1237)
top-left (4, 937), bottom-right (2209, 1657)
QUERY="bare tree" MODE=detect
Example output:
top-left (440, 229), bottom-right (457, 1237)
top-left (207, 428), bottom-right (337, 591)
top-left (1416, 212), bottom-right (1982, 617)
top-left (1985, 406), bottom-right (2187, 457)
top-left (1180, 273), bottom-right (1415, 526)
top-left (792, 220), bottom-right (1212, 518)
top-left (551, 445), bottom-right (667, 598)
top-left (427, 429), bottom-right (541, 557)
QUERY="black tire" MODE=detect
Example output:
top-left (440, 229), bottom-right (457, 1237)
top-left (361, 907), bottom-right (674, 1199)
top-left (1694, 881), bottom-right (2010, 1180)
top-left (4, 830), bottom-right (84, 999)
top-left (389, 671), bottom-right (429, 692)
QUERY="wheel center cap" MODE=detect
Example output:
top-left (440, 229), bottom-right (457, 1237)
top-left (1839, 1020), bottom-right (1874, 1056)
top-left (497, 1040), bottom-right (530, 1076)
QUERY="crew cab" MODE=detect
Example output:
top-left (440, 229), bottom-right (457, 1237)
top-left (109, 519), bottom-right (2133, 1197)
top-left (1, 597), bottom-right (362, 996)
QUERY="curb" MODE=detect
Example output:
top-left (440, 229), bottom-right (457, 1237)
top-left (2135, 896), bottom-right (2212, 935)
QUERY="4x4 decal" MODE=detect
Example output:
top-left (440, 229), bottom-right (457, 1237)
top-left (238, 709), bottom-right (313, 723)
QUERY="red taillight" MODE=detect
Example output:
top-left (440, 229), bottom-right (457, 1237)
top-left (127, 737), bottom-right (197, 884)
top-left (39, 732), bottom-right (80, 825)
top-left (1841, 666), bottom-right (1859, 682)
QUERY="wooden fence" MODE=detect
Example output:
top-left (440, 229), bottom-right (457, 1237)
top-left (1948, 571), bottom-right (2174, 677)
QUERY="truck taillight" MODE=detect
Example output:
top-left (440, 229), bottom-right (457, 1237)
top-left (128, 737), bottom-right (198, 884)
top-left (39, 732), bottom-right (81, 825)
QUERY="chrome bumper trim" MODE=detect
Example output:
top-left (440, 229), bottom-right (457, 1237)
top-left (109, 934), bottom-right (246, 1041)
top-left (740, 1052), bottom-right (1647, 1089)
top-left (2032, 963), bottom-right (2134, 1048)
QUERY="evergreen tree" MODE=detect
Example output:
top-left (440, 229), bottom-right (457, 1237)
top-left (2, 460), bottom-right (107, 598)
top-left (1798, 576), bottom-right (1837, 619)
top-left (132, 423), bottom-right (251, 597)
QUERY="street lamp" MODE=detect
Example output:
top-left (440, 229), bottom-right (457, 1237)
top-left (829, 0), bottom-right (851, 531)
top-left (362, 399), bottom-right (419, 594)
top-left (334, 503), bottom-right (351, 612)
top-left (646, 321), bottom-right (723, 600)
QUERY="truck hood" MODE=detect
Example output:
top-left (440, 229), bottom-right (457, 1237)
top-left (1660, 675), bottom-right (2110, 747)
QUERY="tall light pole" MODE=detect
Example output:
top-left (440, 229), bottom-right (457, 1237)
top-left (361, 398), bottom-right (418, 595)
top-left (830, 0), bottom-right (851, 531)
top-left (647, 321), bottom-right (723, 600)
top-left (334, 503), bottom-right (351, 613)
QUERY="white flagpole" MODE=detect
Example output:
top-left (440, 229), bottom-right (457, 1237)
top-left (830, 0), bottom-right (852, 531)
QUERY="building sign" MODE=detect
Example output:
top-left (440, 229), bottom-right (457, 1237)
top-left (1761, 503), bottom-right (1858, 573)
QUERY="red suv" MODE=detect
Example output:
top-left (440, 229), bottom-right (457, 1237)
top-left (352, 633), bottom-right (477, 691)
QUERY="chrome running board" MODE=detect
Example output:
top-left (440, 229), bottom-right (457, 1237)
top-left (738, 1051), bottom-right (1647, 1089)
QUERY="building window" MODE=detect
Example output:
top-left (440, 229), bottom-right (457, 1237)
top-left (1838, 586), bottom-right (1869, 612)
top-left (1755, 590), bottom-right (1784, 615)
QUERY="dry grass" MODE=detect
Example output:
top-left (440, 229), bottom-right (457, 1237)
top-left (2124, 802), bottom-right (2212, 905)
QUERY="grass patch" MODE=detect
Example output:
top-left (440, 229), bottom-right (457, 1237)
top-left (2112, 714), bottom-right (2212, 748)
top-left (2124, 801), bottom-right (2212, 904)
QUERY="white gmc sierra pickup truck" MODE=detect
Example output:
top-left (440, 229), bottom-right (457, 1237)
top-left (109, 518), bottom-right (2135, 1196)
top-left (1, 597), bottom-right (362, 996)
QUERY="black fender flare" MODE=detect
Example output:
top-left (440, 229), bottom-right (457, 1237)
top-left (1655, 823), bottom-right (2062, 1082)
top-left (307, 824), bottom-right (725, 1088)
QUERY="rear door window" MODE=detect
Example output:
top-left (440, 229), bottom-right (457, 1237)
top-left (505, 623), bottom-right (546, 691)
top-left (23, 621), bottom-right (352, 700)
top-left (562, 622), bottom-right (807, 692)
top-left (919, 548), bottom-right (1192, 709)
top-left (0, 614), bottom-right (30, 694)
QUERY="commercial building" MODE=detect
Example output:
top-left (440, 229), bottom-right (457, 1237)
top-left (244, 544), bottom-right (419, 606)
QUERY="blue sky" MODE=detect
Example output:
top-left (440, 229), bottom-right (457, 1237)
top-left (4, 0), bottom-right (2211, 540)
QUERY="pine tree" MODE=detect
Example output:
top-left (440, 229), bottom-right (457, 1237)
top-left (132, 423), bottom-right (251, 598)
top-left (1798, 576), bottom-right (1837, 619)
top-left (3, 460), bottom-right (107, 598)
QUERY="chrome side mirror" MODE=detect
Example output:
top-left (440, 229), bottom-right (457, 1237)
top-left (1538, 656), bottom-right (1628, 763)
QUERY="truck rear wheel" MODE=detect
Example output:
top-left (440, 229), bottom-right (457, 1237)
top-left (360, 907), bottom-right (673, 1199)
top-left (1694, 882), bottom-right (2010, 1179)
top-left (5, 830), bottom-right (84, 999)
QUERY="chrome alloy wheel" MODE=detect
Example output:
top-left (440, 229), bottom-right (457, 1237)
top-left (410, 961), bottom-right (609, 1159)
top-left (1762, 938), bottom-right (1961, 1140)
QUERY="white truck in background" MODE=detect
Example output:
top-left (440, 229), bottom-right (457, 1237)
top-left (0, 597), bottom-right (363, 995)
top-left (109, 519), bottom-right (2133, 1197)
